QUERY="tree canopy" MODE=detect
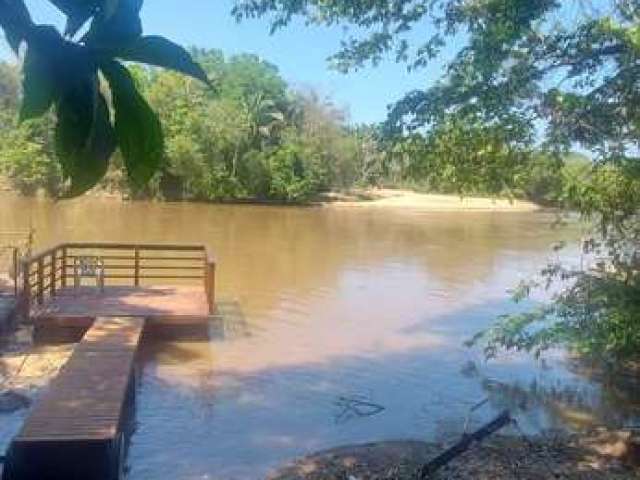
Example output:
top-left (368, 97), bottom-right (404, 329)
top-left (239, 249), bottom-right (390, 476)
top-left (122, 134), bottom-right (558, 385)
top-left (234, 1), bottom-right (640, 164)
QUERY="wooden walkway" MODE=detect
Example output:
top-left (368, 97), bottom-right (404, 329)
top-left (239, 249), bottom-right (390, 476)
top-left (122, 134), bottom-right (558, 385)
top-left (1, 242), bottom-right (218, 478)
top-left (2, 317), bottom-right (144, 480)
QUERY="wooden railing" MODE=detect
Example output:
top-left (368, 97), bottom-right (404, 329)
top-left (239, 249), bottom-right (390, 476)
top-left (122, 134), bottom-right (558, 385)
top-left (21, 243), bottom-right (216, 317)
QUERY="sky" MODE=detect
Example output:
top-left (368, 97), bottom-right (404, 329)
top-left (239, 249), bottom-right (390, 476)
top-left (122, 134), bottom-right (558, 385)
top-left (0, 0), bottom-right (454, 125)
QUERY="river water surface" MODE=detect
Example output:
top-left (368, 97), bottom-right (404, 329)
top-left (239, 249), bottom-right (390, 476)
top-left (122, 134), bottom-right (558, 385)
top-left (1, 194), bottom-right (639, 479)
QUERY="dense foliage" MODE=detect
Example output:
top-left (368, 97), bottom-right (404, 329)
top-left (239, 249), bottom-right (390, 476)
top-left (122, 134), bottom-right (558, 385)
top-left (0, 54), bottom-right (389, 201)
top-left (1, 48), bottom-right (577, 202)
top-left (235, 0), bottom-right (640, 361)
top-left (142, 52), bottom-right (374, 201)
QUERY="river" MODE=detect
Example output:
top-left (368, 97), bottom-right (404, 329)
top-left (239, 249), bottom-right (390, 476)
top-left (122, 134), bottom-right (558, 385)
top-left (0, 194), bottom-right (638, 479)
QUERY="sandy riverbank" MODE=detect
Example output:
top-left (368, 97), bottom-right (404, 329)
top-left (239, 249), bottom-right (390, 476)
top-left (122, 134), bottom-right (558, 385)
top-left (321, 189), bottom-right (541, 212)
top-left (2, 184), bottom-right (543, 211)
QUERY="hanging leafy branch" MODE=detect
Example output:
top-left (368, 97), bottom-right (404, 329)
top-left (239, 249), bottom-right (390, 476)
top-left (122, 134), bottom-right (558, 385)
top-left (0, 0), bottom-right (210, 196)
top-left (234, 0), bottom-right (640, 361)
top-left (233, 1), bottom-right (640, 166)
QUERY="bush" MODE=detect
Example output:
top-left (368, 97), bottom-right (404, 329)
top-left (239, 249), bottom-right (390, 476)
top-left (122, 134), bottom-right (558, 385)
top-left (469, 163), bottom-right (640, 363)
top-left (238, 150), bottom-right (271, 199)
top-left (0, 122), bottom-right (62, 196)
top-left (268, 145), bottom-right (313, 201)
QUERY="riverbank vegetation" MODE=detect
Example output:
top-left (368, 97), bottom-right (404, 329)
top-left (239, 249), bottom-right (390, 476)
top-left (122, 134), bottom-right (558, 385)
top-left (1, 53), bottom-right (587, 204)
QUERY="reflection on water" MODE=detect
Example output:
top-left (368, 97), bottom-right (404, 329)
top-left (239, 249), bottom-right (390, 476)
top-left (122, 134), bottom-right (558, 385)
top-left (1, 193), bottom-right (638, 479)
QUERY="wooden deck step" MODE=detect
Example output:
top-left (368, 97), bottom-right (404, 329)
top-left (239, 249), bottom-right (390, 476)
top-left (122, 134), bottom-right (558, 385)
top-left (2, 317), bottom-right (144, 480)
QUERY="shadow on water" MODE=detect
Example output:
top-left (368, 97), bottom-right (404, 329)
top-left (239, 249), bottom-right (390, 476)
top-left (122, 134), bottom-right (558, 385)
top-left (128, 299), bottom-right (640, 480)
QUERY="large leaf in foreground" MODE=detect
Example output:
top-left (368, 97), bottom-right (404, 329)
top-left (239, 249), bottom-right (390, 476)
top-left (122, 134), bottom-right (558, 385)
top-left (48, 0), bottom-right (122, 37)
top-left (50, 0), bottom-right (96, 37)
top-left (100, 59), bottom-right (163, 187)
top-left (21, 26), bottom-right (97, 120)
top-left (116, 35), bottom-right (210, 85)
top-left (20, 42), bottom-right (58, 120)
top-left (55, 76), bottom-right (116, 196)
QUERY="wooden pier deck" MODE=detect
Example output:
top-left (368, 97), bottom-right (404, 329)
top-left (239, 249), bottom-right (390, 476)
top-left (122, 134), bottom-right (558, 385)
top-left (19, 242), bottom-right (216, 337)
top-left (1, 242), bottom-right (218, 479)
top-left (2, 317), bottom-right (144, 480)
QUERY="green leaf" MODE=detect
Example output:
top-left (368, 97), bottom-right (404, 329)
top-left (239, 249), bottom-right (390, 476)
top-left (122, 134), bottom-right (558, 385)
top-left (82, 0), bottom-right (142, 47)
top-left (102, 0), bottom-right (119, 18)
top-left (20, 26), bottom-right (96, 120)
top-left (117, 36), bottom-right (210, 85)
top-left (47, 0), bottom-right (95, 37)
top-left (20, 45), bottom-right (56, 120)
top-left (64, 11), bottom-right (93, 37)
top-left (0, 0), bottom-right (33, 53)
top-left (100, 59), bottom-right (163, 187)
top-left (71, 91), bottom-right (116, 195)
top-left (55, 74), bottom-right (116, 196)
top-left (48, 0), bottom-right (120, 37)
top-left (48, 0), bottom-right (94, 16)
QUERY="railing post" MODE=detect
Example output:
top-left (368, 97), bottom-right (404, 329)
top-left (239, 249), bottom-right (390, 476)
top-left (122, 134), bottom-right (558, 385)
top-left (134, 247), bottom-right (140, 287)
top-left (12, 247), bottom-right (18, 297)
top-left (61, 246), bottom-right (67, 288)
top-left (21, 259), bottom-right (30, 320)
top-left (205, 260), bottom-right (216, 314)
top-left (50, 251), bottom-right (56, 296)
top-left (37, 257), bottom-right (44, 305)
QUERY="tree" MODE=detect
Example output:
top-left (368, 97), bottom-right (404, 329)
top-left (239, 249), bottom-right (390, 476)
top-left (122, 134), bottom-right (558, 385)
top-left (119, 50), bottom-right (363, 202)
top-left (234, 0), bottom-right (640, 361)
top-left (233, 1), bottom-right (638, 176)
top-left (0, 0), bottom-right (209, 196)
top-left (289, 89), bottom-right (359, 190)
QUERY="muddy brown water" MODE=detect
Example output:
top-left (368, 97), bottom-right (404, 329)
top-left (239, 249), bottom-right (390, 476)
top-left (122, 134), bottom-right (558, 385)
top-left (0, 193), bottom-right (639, 479)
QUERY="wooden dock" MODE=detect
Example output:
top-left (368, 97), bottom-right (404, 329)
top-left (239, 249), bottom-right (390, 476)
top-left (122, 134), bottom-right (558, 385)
top-left (19, 242), bottom-right (216, 339)
top-left (2, 317), bottom-right (144, 480)
top-left (1, 242), bottom-right (218, 479)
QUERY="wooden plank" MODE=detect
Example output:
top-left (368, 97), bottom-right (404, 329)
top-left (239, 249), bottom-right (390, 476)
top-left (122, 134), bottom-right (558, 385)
top-left (65, 255), bottom-right (204, 261)
top-left (64, 242), bottom-right (206, 251)
top-left (32, 286), bottom-right (210, 324)
top-left (16, 317), bottom-right (143, 441)
top-left (2, 317), bottom-right (144, 480)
